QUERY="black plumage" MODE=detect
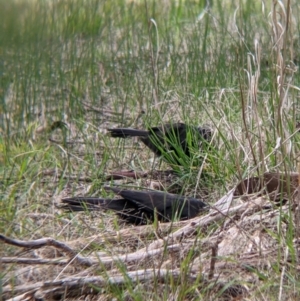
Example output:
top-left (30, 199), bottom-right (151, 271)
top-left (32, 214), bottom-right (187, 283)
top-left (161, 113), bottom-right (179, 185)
top-left (107, 123), bottom-right (212, 166)
top-left (61, 187), bottom-right (208, 225)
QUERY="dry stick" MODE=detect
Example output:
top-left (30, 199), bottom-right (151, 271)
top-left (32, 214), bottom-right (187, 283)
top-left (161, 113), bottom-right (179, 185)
top-left (93, 244), bottom-right (183, 269)
top-left (0, 233), bottom-right (183, 267)
top-left (208, 242), bottom-right (219, 280)
top-left (0, 241), bottom-right (182, 269)
top-left (5, 290), bottom-right (36, 301)
top-left (0, 257), bottom-right (70, 265)
top-left (3, 268), bottom-right (196, 298)
top-left (0, 235), bottom-right (92, 267)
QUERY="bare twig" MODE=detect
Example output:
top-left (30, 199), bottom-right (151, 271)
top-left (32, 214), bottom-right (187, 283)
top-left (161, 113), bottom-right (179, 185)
top-left (0, 257), bottom-right (69, 265)
top-left (0, 235), bottom-right (92, 267)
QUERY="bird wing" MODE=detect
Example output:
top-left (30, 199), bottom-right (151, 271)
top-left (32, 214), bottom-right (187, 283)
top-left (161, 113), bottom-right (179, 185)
top-left (105, 187), bottom-right (206, 220)
top-left (108, 128), bottom-right (149, 138)
top-left (106, 187), bottom-right (172, 210)
top-left (61, 196), bottom-right (151, 224)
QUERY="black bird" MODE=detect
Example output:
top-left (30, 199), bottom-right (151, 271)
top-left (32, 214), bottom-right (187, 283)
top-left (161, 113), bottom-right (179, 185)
top-left (107, 123), bottom-right (212, 166)
top-left (61, 186), bottom-right (208, 225)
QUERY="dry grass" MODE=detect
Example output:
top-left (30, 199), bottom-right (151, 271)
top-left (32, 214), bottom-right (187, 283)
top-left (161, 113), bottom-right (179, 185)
top-left (2, 182), bottom-right (300, 300)
top-left (1, 0), bottom-right (300, 300)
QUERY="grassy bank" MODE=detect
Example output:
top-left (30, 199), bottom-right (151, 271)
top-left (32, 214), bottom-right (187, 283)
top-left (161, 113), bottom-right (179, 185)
top-left (1, 0), bottom-right (300, 300)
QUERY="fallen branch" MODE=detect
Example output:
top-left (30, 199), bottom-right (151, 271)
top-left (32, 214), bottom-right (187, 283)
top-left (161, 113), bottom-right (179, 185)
top-left (0, 235), bottom-right (93, 267)
top-left (3, 268), bottom-right (197, 300)
top-left (0, 257), bottom-right (69, 265)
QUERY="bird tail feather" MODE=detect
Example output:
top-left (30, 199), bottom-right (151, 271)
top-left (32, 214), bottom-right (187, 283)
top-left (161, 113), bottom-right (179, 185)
top-left (108, 128), bottom-right (148, 138)
top-left (61, 197), bottom-right (125, 212)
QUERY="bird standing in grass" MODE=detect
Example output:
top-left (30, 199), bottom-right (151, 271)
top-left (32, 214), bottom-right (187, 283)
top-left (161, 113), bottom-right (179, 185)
top-left (61, 186), bottom-right (208, 225)
top-left (107, 123), bottom-right (212, 167)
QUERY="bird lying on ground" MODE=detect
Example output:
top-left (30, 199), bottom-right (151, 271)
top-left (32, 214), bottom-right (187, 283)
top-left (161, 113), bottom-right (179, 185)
top-left (61, 186), bottom-right (208, 225)
top-left (107, 123), bottom-right (212, 166)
